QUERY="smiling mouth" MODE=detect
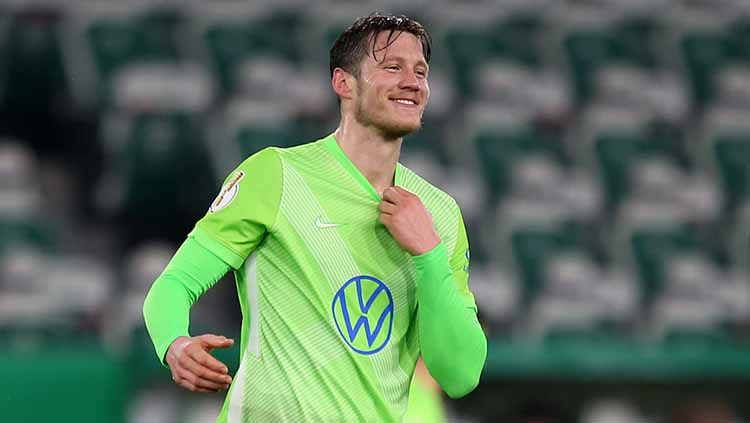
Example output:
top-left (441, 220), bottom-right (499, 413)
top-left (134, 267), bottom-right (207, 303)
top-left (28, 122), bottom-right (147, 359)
top-left (391, 98), bottom-right (418, 106)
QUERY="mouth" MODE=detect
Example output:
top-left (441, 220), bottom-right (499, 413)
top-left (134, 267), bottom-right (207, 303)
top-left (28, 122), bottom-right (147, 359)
top-left (390, 98), bottom-right (419, 108)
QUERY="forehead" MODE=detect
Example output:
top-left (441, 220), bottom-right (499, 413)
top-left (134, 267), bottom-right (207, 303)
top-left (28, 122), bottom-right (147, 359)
top-left (365, 31), bottom-right (427, 65)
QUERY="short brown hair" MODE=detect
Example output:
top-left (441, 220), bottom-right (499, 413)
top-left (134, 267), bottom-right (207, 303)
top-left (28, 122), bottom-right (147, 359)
top-left (329, 13), bottom-right (432, 78)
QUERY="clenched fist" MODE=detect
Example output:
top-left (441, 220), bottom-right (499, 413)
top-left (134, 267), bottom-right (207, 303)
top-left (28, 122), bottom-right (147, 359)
top-left (379, 186), bottom-right (441, 256)
top-left (166, 334), bottom-right (234, 393)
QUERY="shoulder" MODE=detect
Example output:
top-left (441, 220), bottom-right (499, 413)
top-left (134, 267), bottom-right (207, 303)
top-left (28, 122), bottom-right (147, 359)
top-left (274, 138), bottom-right (327, 161)
top-left (235, 146), bottom-right (281, 174)
top-left (235, 137), bottom-right (326, 170)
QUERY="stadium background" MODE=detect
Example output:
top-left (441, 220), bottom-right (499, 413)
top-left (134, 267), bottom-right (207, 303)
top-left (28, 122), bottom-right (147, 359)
top-left (0, 0), bottom-right (749, 421)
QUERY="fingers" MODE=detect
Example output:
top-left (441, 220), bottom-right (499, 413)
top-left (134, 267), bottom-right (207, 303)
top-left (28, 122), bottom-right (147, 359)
top-left (177, 366), bottom-right (229, 391)
top-left (189, 345), bottom-right (231, 374)
top-left (167, 334), bottom-right (235, 393)
top-left (378, 200), bottom-right (397, 215)
top-left (173, 353), bottom-right (232, 392)
top-left (183, 353), bottom-right (233, 385)
top-left (381, 187), bottom-right (401, 204)
top-left (198, 334), bottom-right (235, 350)
top-left (174, 371), bottom-right (229, 392)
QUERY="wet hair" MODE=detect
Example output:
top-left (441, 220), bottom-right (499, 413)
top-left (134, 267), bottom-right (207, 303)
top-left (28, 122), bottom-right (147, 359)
top-left (329, 13), bottom-right (432, 78)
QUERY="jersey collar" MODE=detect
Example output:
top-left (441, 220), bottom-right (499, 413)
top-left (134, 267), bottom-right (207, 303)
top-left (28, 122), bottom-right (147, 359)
top-left (322, 133), bottom-right (403, 202)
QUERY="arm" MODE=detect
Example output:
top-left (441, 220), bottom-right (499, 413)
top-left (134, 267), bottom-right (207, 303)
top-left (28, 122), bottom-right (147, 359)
top-left (413, 219), bottom-right (486, 398)
top-left (143, 237), bottom-right (231, 365)
top-left (379, 187), bottom-right (487, 398)
top-left (142, 147), bottom-right (282, 392)
top-left (143, 237), bottom-right (236, 392)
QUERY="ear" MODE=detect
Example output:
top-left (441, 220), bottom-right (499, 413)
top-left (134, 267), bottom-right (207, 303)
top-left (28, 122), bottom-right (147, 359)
top-left (332, 68), bottom-right (355, 100)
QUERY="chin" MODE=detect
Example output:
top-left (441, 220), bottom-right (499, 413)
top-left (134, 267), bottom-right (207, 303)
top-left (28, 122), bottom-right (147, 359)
top-left (379, 118), bottom-right (422, 139)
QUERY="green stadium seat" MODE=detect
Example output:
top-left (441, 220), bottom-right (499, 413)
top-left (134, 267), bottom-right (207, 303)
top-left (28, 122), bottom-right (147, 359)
top-left (564, 16), bottom-right (661, 105)
top-left (85, 9), bottom-right (180, 105)
top-left (203, 12), bottom-right (302, 94)
top-left (472, 123), bottom-right (565, 202)
top-left (630, 224), bottom-right (702, 299)
top-left (680, 31), bottom-right (729, 107)
top-left (5, 10), bottom-right (66, 112)
top-left (510, 223), bottom-right (588, 305)
top-left (594, 129), bottom-right (682, 206)
top-left (564, 28), bottom-right (617, 104)
top-left (727, 202), bottom-right (750, 271)
top-left (726, 17), bottom-right (750, 62)
top-left (0, 217), bottom-right (57, 254)
top-left (117, 112), bottom-right (215, 239)
top-left (491, 13), bottom-right (544, 68)
top-left (712, 131), bottom-right (750, 210)
top-left (444, 14), bottom-right (543, 95)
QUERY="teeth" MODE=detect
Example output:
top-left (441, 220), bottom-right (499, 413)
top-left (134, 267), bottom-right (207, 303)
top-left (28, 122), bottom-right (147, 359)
top-left (394, 99), bottom-right (415, 105)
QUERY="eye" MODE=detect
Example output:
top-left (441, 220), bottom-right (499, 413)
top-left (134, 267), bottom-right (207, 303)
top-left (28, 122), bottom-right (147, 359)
top-left (416, 70), bottom-right (427, 78)
top-left (385, 65), bottom-right (400, 72)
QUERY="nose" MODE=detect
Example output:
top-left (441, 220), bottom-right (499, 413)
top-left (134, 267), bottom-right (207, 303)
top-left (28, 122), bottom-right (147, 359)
top-left (398, 69), bottom-right (420, 91)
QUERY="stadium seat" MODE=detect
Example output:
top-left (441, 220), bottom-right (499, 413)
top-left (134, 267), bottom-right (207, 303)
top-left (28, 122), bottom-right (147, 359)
top-left (78, 4), bottom-right (183, 105)
top-left (593, 128), bottom-right (684, 207)
top-left (527, 250), bottom-right (639, 341)
top-left (714, 64), bottom-right (750, 108)
top-left (4, 8), bottom-right (66, 112)
top-left (0, 141), bottom-right (56, 253)
top-left (443, 12), bottom-right (544, 95)
top-left (0, 252), bottom-right (112, 338)
top-left (650, 294), bottom-right (730, 346)
top-left (468, 109), bottom-right (566, 202)
top-left (201, 10), bottom-right (303, 94)
top-left (727, 202), bottom-right (750, 272)
top-left (612, 199), bottom-right (705, 300)
top-left (627, 158), bottom-right (722, 223)
top-left (108, 112), bottom-right (215, 241)
top-left (632, 226), bottom-right (703, 299)
top-left (712, 131), bottom-right (750, 211)
top-left (474, 61), bottom-right (572, 116)
top-left (498, 209), bottom-right (589, 303)
top-left (592, 65), bottom-right (689, 123)
top-left (561, 10), bottom-right (665, 105)
top-left (563, 27), bottom-right (619, 104)
top-left (680, 30), bottom-right (729, 107)
top-left (465, 264), bottom-right (520, 334)
top-left (225, 98), bottom-right (295, 154)
top-left (726, 17), bottom-right (750, 62)
top-left (110, 62), bottom-right (216, 114)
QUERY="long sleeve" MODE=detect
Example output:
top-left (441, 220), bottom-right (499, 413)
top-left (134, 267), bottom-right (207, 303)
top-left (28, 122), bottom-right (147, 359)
top-left (142, 237), bottom-right (231, 365)
top-left (143, 147), bottom-right (282, 365)
top-left (413, 212), bottom-right (487, 399)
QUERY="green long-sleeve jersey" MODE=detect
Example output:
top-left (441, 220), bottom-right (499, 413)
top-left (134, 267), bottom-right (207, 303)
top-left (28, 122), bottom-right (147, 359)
top-left (143, 133), bottom-right (487, 422)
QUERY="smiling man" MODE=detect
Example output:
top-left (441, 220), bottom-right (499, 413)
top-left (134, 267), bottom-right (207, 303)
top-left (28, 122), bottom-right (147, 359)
top-left (143, 13), bottom-right (487, 422)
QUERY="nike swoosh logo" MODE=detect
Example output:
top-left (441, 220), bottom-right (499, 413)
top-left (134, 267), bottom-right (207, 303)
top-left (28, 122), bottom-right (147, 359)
top-left (315, 216), bottom-right (343, 229)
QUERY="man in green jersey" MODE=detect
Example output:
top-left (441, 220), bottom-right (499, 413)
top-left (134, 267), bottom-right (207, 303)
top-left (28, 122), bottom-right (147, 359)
top-left (143, 13), bottom-right (487, 422)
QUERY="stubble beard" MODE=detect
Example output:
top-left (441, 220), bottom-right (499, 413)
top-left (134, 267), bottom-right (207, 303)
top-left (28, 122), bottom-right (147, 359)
top-left (353, 94), bottom-right (422, 141)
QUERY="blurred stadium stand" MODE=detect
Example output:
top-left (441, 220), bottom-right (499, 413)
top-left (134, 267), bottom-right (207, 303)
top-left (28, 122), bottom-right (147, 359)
top-left (0, 0), bottom-right (748, 422)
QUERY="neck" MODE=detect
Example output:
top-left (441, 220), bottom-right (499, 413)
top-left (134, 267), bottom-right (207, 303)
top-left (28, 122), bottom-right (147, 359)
top-left (333, 117), bottom-right (403, 195)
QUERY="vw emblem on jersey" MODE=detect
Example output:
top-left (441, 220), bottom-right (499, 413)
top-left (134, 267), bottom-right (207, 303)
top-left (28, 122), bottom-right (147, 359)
top-left (331, 275), bottom-right (394, 355)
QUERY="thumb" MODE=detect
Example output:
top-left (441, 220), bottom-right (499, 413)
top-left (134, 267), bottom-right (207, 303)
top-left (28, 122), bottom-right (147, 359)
top-left (197, 334), bottom-right (235, 349)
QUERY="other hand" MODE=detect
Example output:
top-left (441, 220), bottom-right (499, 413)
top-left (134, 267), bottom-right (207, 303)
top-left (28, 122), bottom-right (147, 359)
top-left (166, 334), bottom-right (234, 393)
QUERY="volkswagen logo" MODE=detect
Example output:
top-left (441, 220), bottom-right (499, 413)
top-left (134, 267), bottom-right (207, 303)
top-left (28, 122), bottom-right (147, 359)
top-left (331, 275), bottom-right (394, 355)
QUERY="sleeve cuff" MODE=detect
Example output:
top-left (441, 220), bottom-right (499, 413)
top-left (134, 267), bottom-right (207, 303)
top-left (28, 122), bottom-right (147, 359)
top-left (413, 242), bottom-right (449, 271)
top-left (189, 226), bottom-right (245, 269)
